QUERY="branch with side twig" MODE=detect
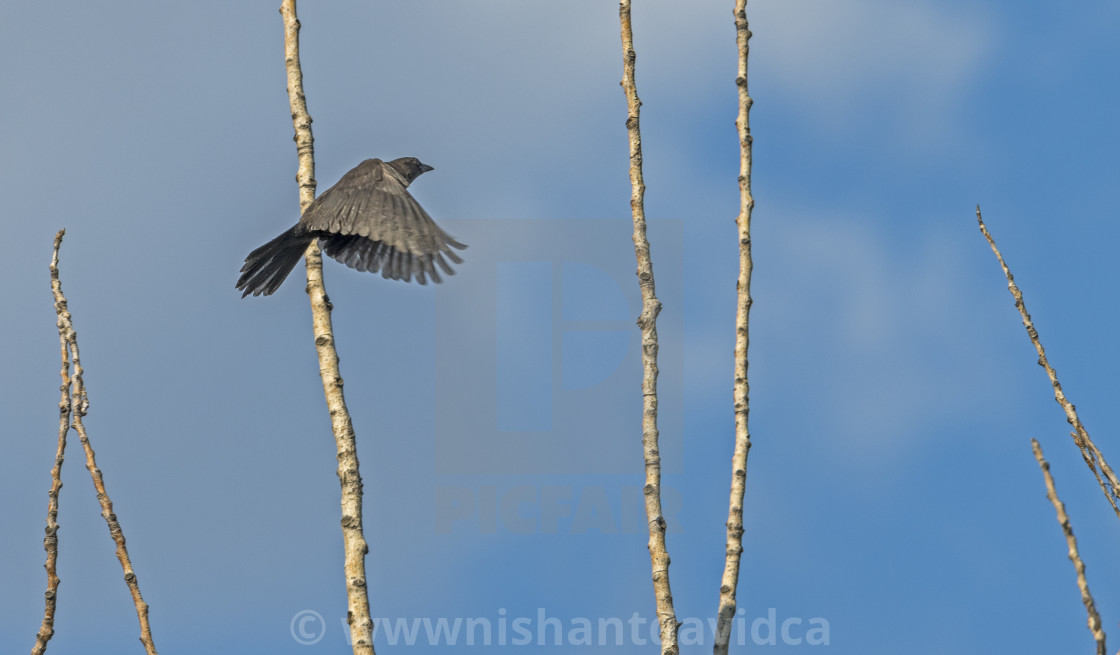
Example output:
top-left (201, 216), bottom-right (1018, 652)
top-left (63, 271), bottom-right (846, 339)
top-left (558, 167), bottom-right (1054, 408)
top-left (43, 230), bottom-right (158, 655)
top-left (977, 206), bottom-right (1120, 520)
top-left (31, 231), bottom-right (73, 655)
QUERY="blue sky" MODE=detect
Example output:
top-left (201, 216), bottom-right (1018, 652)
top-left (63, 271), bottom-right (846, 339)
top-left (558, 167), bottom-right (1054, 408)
top-left (2, 1), bottom-right (1119, 653)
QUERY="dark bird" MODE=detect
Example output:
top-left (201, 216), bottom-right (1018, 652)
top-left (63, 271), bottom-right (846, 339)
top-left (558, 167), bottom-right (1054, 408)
top-left (237, 157), bottom-right (465, 297)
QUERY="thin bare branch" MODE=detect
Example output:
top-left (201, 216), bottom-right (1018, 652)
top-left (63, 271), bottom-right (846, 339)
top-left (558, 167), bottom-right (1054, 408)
top-left (278, 2), bottom-right (374, 653)
top-left (977, 206), bottom-right (1120, 519)
top-left (47, 230), bottom-right (158, 654)
top-left (715, 1), bottom-right (755, 653)
top-left (1030, 439), bottom-right (1106, 655)
top-left (31, 230), bottom-right (73, 655)
top-left (618, 2), bottom-right (679, 653)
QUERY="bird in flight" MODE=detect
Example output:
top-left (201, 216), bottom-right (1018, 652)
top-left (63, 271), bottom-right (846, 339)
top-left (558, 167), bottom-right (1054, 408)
top-left (237, 157), bottom-right (466, 297)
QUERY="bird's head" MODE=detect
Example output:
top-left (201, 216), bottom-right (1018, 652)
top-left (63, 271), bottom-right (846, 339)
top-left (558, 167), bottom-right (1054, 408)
top-left (388, 157), bottom-right (434, 185)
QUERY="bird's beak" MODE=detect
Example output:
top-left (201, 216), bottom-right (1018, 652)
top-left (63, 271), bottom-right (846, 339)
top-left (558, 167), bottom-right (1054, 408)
top-left (420, 164), bottom-right (435, 173)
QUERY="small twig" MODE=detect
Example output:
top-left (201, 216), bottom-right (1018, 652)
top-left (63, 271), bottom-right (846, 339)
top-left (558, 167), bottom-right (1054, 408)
top-left (31, 230), bottom-right (73, 655)
top-left (278, 2), bottom-right (375, 653)
top-left (977, 206), bottom-right (1120, 520)
top-left (714, 2), bottom-right (755, 654)
top-left (1031, 439), bottom-right (1106, 655)
top-left (47, 230), bottom-right (158, 655)
top-left (618, 2), bottom-right (679, 653)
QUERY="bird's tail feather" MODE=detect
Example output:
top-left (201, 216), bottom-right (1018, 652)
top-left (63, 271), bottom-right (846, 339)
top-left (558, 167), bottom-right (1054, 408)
top-left (236, 225), bottom-right (313, 297)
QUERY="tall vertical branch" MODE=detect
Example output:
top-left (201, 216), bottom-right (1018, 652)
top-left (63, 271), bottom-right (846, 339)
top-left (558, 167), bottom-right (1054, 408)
top-left (278, 3), bottom-right (375, 653)
top-left (32, 231), bottom-right (73, 655)
top-left (977, 207), bottom-right (1120, 519)
top-left (46, 230), bottom-right (158, 655)
top-left (1030, 439), bottom-right (1107, 655)
top-left (618, 3), bottom-right (679, 653)
top-left (714, 2), bottom-right (754, 654)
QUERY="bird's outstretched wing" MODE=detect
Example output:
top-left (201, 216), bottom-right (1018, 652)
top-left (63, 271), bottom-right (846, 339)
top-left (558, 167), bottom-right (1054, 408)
top-left (301, 159), bottom-right (465, 284)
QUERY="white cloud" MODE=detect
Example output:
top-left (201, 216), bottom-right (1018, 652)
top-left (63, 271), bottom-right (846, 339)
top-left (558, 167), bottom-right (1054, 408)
top-left (751, 0), bottom-right (995, 143)
top-left (681, 201), bottom-right (1016, 474)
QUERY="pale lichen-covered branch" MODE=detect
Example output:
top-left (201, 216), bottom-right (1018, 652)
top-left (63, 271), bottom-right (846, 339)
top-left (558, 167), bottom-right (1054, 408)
top-left (618, 2), bottom-right (679, 653)
top-left (278, 2), bottom-right (375, 653)
top-left (714, 2), bottom-right (755, 654)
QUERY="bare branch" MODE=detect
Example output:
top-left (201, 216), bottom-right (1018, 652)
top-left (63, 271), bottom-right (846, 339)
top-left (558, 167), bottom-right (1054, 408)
top-left (278, 2), bottom-right (375, 653)
top-left (618, 2), bottom-right (679, 653)
top-left (47, 230), bottom-right (158, 654)
top-left (715, 1), bottom-right (755, 653)
top-left (976, 206), bottom-right (1120, 519)
top-left (1030, 439), bottom-right (1106, 655)
top-left (31, 230), bottom-right (73, 655)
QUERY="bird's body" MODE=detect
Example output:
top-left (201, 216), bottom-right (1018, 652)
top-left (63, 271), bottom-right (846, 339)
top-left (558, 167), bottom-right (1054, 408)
top-left (237, 157), bottom-right (465, 297)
